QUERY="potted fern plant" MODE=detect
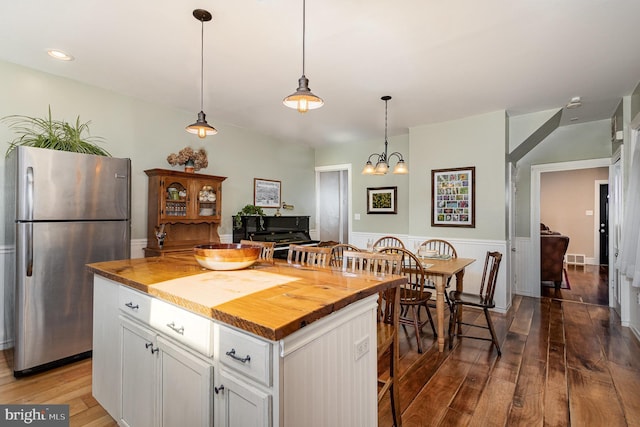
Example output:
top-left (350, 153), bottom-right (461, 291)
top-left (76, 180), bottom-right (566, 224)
top-left (2, 106), bottom-right (110, 157)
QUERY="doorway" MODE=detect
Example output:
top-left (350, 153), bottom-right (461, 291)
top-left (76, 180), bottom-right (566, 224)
top-left (315, 165), bottom-right (351, 243)
top-left (531, 158), bottom-right (611, 301)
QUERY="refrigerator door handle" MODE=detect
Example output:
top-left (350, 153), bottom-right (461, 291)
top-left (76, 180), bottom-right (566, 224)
top-left (26, 222), bottom-right (33, 277)
top-left (26, 166), bottom-right (34, 221)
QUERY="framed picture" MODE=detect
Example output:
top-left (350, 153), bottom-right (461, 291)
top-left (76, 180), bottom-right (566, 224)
top-left (431, 166), bottom-right (475, 228)
top-left (254, 178), bottom-right (281, 208)
top-left (367, 186), bottom-right (397, 214)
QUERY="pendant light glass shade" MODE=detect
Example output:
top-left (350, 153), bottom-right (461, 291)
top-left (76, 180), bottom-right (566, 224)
top-left (186, 9), bottom-right (217, 138)
top-left (283, 0), bottom-right (323, 113)
top-left (362, 96), bottom-right (408, 175)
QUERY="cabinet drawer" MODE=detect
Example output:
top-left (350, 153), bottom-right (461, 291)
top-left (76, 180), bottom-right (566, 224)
top-left (150, 299), bottom-right (214, 357)
top-left (118, 286), bottom-right (152, 323)
top-left (218, 325), bottom-right (272, 386)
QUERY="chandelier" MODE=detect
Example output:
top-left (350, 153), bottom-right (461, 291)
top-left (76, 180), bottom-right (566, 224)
top-left (362, 96), bottom-right (408, 175)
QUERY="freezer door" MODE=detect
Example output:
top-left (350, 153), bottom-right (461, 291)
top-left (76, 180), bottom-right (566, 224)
top-left (14, 220), bottom-right (130, 373)
top-left (14, 146), bottom-right (130, 221)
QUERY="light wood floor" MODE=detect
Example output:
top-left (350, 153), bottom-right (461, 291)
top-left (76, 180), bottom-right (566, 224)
top-left (1, 266), bottom-right (638, 426)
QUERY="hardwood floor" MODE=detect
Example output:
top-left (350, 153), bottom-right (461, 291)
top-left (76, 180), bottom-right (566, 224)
top-left (1, 266), bottom-right (638, 427)
top-left (378, 266), bottom-right (640, 426)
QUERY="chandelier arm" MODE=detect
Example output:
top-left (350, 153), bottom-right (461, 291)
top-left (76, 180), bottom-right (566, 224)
top-left (388, 152), bottom-right (405, 162)
top-left (366, 153), bottom-right (383, 163)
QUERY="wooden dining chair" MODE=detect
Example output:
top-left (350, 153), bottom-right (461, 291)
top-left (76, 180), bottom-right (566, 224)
top-left (373, 236), bottom-right (405, 251)
top-left (419, 239), bottom-right (458, 309)
top-left (448, 251), bottom-right (503, 356)
top-left (342, 250), bottom-right (403, 427)
top-left (379, 247), bottom-right (437, 354)
top-left (286, 244), bottom-right (332, 268)
top-left (329, 243), bottom-right (361, 267)
top-left (240, 240), bottom-right (275, 263)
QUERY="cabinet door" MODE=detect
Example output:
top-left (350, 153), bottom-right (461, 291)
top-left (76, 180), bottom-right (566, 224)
top-left (214, 370), bottom-right (270, 427)
top-left (160, 176), bottom-right (191, 221)
top-left (193, 179), bottom-right (221, 221)
top-left (92, 277), bottom-right (121, 420)
top-left (120, 316), bottom-right (158, 427)
top-left (158, 336), bottom-right (213, 427)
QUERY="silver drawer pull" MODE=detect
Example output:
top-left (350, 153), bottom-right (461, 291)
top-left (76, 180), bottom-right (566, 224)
top-left (166, 322), bottom-right (184, 335)
top-left (225, 348), bottom-right (251, 363)
top-left (125, 302), bottom-right (139, 310)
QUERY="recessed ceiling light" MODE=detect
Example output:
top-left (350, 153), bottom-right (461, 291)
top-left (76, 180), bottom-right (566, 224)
top-left (47, 49), bottom-right (74, 61)
top-left (566, 96), bottom-right (582, 109)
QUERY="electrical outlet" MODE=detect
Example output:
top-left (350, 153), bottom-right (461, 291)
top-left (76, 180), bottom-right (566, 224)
top-left (354, 336), bottom-right (370, 360)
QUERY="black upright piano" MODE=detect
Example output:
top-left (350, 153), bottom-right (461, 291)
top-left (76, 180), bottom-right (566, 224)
top-left (232, 215), bottom-right (319, 259)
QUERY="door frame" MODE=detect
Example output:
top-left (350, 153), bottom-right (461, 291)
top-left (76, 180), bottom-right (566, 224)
top-left (594, 179), bottom-right (608, 265)
top-left (314, 164), bottom-right (352, 243)
top-left (531, 157), bottom-right (611, 298)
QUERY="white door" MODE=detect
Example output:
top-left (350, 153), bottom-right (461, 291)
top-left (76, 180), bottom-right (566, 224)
top-left (215, 370), bottom-right (270, 427)
top-left (610, 149), bottom-right (623, 314)
top-left (315, 165), bottom-right (351, 243)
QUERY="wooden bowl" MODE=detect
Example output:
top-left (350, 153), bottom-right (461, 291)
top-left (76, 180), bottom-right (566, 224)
top-left (193, 244), bottom-right (261, 271)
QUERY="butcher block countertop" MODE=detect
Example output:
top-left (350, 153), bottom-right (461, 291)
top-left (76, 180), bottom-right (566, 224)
top-left (87, 255), bottom-right (406, 341)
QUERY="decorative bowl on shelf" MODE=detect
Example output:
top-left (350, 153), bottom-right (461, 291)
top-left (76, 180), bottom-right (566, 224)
top-left (193, 244), bottom-right (261, 271)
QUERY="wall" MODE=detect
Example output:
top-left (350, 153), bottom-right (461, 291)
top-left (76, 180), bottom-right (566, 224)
top-left (315, 134), bottom-right (410, 235)
top-left (540, 167), bottom-right (608, 261)
top-left (316, 111), bottom-right (511, 312)
top-left (0, 60), bottom-right (315, 348)
top-left (408, 111), bottom-right (507, 241)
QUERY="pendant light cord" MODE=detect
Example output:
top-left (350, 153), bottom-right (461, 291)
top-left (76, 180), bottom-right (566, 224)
top-left (200, 17), bottom-right (204, 111)
top-left (302, 0), bottom-right (306, 76)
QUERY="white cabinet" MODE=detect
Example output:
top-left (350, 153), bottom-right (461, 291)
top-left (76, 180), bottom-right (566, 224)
top-left (120, 316), bottom-right (157, 427)
top-left (92, 276), bottom-right (121, 420)
top-left (214, 370), bottom-right (270, 427)
top-left (158, 336), bottom-right (213, 427)
top-left (93, 276), bottom-right (379, 427)
top-left (119, 316), bottom-right (214, 427)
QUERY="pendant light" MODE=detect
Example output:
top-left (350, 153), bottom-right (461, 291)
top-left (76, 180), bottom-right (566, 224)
top-left (186, 9), bottom-right (217, 138)
top-left (283, 0), bottom-right (324, 113)
top-left (362, 96), bottom-right (408, 175)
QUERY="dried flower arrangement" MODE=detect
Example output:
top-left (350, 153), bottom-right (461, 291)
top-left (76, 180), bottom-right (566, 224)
top-left (167, 146), bottom-right (208, 171)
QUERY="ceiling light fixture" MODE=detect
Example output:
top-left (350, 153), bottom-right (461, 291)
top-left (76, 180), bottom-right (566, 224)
top-left (362, 96), bottom-right (408, 175)
top-left (283, 0), bottom-right (323, 113)
top-left (566, 96), bottom-right (582, 109)
top-left (186, 9), bottom-right (217, 138)
top-left (47, 49), bottom-right (74, 61)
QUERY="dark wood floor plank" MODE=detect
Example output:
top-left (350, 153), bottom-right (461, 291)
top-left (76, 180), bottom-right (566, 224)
top-left (507, 358), bottom-right (546, 426)
top-left (543, 342), bottom-right (569, 427)
top-left (467, 375), bottom-right (516, 427)
top-left (608, 362), bottom-right (640, 426)
top-left (567, 367), bottom-right (627, 426)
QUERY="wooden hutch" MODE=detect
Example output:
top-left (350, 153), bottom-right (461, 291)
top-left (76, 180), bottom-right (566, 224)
top-left (144, 168), bottom-right (226, 257)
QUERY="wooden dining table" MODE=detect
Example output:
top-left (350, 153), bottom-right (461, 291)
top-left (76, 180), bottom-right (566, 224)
top-left (421, 257), bottom-right (476, 352)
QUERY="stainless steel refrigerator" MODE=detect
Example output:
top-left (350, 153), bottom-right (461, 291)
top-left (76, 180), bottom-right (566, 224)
top-left (5, 146), bottom-right (131, 376)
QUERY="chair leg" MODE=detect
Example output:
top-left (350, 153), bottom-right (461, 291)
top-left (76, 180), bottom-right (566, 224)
top-left (448, 303), bottom-right (458, 350)
top-left (484, 308), bottom-right (501, 356)
top-left (410, 306), bottom-right (424, 354)
top-left (388, 334), bottom-right (401, 427)
top-left (422, 303), bottom-right (437, 338)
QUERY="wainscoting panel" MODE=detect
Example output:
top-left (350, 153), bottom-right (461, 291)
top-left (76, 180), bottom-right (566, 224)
top-left (516, 237), bottom-right (535, 297)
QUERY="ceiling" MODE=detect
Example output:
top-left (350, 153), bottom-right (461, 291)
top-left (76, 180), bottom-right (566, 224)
top-left (1, 1), bottom-right (639, 147)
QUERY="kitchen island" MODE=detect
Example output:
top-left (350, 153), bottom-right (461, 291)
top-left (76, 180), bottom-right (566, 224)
top-left (88, 254), bottom-right (405, 427)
